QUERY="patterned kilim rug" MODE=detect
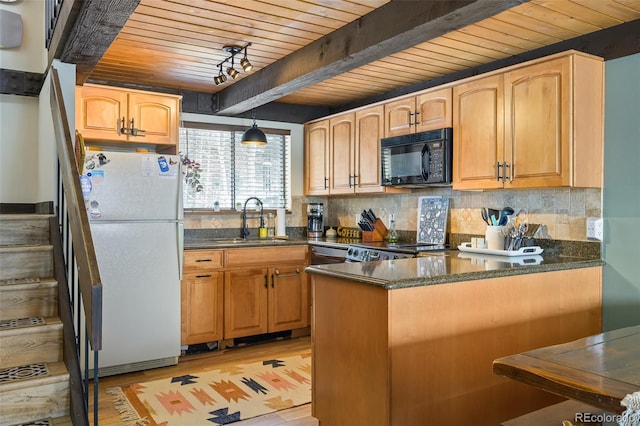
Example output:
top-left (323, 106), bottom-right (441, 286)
top-left (107, 351), bottom-right (312, 425)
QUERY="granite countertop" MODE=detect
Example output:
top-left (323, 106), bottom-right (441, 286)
top-left (305, 251), bottom-right (605, 290)
top-left (184, 236), bottom-right (310, 250)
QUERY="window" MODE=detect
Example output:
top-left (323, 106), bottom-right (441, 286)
top-left (179, 123), bottom-right (290, 210)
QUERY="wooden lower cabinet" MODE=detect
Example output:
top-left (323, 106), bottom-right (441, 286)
top-left (224, 267), bottom-right (269, 338)
top-left (224, 265), bottom-right (308, 339)
top-left (180, 271), bottom-right (224, 345)
top-left (182, 245), bottom-right (309, 345)
top-left (268, 265), bottom-right (308, 332)
top-left (311, 267), bottom-right (602, 426)
top-left (181, 250), bottom-right (224, 345)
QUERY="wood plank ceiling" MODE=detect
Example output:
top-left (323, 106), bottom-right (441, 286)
top-left (81, 0), bottom-right (640, 116)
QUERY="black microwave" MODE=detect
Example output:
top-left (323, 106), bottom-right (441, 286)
top-left (381, 128), bottom-right (453, 186)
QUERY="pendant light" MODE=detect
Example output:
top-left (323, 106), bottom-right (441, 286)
top-left (242, 116), bottom-right (267, 146)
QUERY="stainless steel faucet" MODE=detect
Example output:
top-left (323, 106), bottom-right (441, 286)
top-left (241, 197), bottom-right (264, 239)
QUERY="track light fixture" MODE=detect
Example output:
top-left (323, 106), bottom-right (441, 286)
top-left (214, 42), bottom-right (253, 85)
top-left (213, 64), bottom-right (227, 85)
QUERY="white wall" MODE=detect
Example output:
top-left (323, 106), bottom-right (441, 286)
top-left (0, 0), bottom-right (47, 203)
top-left (0, 0), bottom-right (77, 205)
top-left (0, 94), bottom-right (40, 202)
top-left (38, 60), bottom-right (77, 203)
top-left (0, 0), bottom-right (46, 72)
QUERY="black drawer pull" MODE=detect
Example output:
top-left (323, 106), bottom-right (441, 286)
top-left (195, 274), bottom-right (212, 278)
top-left (195, 259), bottom-right (213, 262)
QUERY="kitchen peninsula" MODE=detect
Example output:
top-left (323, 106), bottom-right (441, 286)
top-left (306, 252), bottom-right (604, 426)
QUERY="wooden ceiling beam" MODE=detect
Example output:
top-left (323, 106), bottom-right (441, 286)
top-left (58, 0), bottom-right (141, 85)
top-left (214, 0), bottom-right (530, 115)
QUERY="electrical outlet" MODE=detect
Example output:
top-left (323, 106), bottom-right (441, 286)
top-left (586, 217), bottom-right (603, 241)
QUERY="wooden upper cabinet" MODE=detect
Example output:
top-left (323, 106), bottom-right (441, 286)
top-left (76, 84), bottom-right (181, 153)
top-left (355, 105), bottom-right (385, 193)
top-left (453, 51), bottom-right (603, 190)
top-left (504, 54), bottom-right (603, 189)
top-left (453, 74), bottom-right (505, 190)
top-left (329, 113), bottom-right (356, 195)
top-left (304, 106), bottom-right (407, 196)
top-left (304, 120), bottom-right (330, 195)
top-left (128, 92), bottom-right (180, 146)
top-left (384, 97), bottom-right (415, 137)
top-left (75, 85), bottom-right (129, 142)
top-left (384, 87), bottom-right (452, 137)
top-left (415, 87), bottom-right (452, 132)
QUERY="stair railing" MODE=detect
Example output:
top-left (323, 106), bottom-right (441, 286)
top-left (50, 67), bottom-right (102, 426)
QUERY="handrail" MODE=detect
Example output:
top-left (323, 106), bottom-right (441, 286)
top-left (50, 216), bottom-right (89, 426)
top-left (50, 67), bottom-right (103, 351)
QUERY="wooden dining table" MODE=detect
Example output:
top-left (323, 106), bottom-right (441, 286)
top-left (493, 325), bottom-right (640, 415)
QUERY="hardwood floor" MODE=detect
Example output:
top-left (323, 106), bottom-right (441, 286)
top-left (89, 336), bottom-right (315, 426)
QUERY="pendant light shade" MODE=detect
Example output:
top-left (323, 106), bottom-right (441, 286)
top-left (242, 118), bottom-right (267, 145)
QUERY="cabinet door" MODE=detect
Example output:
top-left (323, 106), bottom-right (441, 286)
top-left (304, 120), bottom-right (330, 195)
top-left (504, 58), bottom-right (571, 188)
top-left (415, 87), bottom-right (452, 132)
top-left (329, 113), bottom-right (355, 194)
top-left (128, 92), bottom-right (179, 146)
top-left (224, 268), bottom-right (268, 339)
top-left (384, 97), bottom-right (415, 137)
top-left (268, 265), bottom-right (308, 332)
top-left (355, 105), bottom-right (385, 193)
top-left (452, 74), bottom-right (505, 190)
top-left (75, 86), bottom-right (129, 142)
top-left (181, 271), bottom-right (224, 345)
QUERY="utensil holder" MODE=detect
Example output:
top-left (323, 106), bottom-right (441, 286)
top-left (362, 219), bottom-right (388, 242)
top-left (485, 225), bottom-right (505, 250)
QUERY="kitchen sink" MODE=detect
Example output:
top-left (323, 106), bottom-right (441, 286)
top-left (210, 238), bottom-right (286, 245)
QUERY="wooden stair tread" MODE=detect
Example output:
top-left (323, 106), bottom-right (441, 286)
top-left (0, 316), bottom-right (62, 335)
top-left (0, 277), bottom-right (56, 289)
top-left (0, 245), bottom-right (53, 253)
top-left (0, 361), bottom-right (69, 392)
top-left (0, 214), bottom-right (55, 220)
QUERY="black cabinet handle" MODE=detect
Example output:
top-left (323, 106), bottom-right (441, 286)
top-left (195, 274), bottom-right (212, 278)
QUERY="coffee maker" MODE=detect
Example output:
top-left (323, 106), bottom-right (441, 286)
top-left (307, 202), bottom-right (324, 239)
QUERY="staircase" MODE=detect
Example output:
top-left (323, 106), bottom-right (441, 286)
top-left (0, 214), bottom-right (72, 426)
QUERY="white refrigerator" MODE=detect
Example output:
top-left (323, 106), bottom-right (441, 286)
top-left (81, 150), bottom-right (183, 376)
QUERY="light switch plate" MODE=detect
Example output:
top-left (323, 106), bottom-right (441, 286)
top-left (586, 217), bottom-right (603, 241)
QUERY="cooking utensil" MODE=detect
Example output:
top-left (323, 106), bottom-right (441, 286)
top-left (498, 207), bottom-right (514, 226)
top-left (481, 208), bottom-right (491, 225)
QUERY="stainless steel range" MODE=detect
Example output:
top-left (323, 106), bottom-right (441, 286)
top-left (345, 242), bottom-right (449, 262)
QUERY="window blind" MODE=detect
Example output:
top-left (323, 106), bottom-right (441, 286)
top-left (179, 126), bottom-right (290, 210)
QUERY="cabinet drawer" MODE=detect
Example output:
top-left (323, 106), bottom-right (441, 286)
top-left (226, 245), bottom-right (308, 267)
top-left (184, 250), bottom-right (224, 270)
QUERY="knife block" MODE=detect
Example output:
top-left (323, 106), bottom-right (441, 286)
top-left (362, 219), bottom-right (388, 242)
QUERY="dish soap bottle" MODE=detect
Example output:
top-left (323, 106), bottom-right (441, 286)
top-left (386, 214), bottom-right (398, 243)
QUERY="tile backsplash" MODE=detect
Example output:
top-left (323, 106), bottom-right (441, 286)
top-left (185, 187), bottom-right (601, 242)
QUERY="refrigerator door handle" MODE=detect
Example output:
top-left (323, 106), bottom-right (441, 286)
top-left (177, 221), bottom-right (184, 279)
top-left (177, 160), bottom-right (184, 221)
